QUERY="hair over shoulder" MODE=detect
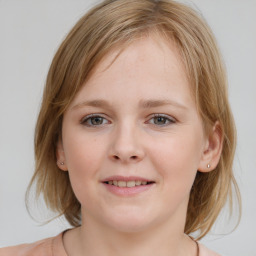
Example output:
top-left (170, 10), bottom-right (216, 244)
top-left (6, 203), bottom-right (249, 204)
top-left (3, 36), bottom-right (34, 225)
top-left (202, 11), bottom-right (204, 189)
top-left (27, 0), bottom-right (241, 239)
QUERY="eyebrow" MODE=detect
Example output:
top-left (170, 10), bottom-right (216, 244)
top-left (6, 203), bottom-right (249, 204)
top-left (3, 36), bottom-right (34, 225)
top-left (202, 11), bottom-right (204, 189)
top-left (72, 99), bottom-right (112, 110)
top-left (72, 99), bottom-right (187, 110)
top-left (139, 99), bottom-right (187, 109)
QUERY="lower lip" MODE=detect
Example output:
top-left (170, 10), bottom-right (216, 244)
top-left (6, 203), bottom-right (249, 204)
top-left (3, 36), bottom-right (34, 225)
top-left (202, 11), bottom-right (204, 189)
top-left (102, 183), bottom-right (155, 196)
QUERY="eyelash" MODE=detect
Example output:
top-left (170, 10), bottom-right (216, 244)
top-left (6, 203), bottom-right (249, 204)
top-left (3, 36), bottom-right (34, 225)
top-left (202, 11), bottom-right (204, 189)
top-left (80, 114), bottom-right (109, 127)
top-left (147, 114), bottom-right (176, 126)
top-left (80, 114), bottom-right (176, 127)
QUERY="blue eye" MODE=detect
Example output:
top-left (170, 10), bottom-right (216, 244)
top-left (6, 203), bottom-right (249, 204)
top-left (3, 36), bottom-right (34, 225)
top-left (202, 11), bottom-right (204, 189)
top-left (81, 115), bottom-right (108, 126)
top-left (148, 114), bottom-right (175, 126)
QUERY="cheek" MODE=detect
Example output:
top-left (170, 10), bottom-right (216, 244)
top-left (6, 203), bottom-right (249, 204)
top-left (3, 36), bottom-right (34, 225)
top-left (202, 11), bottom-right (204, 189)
top-left (63, 126), bottom-right (104, 171)
top-left (62, 128), bottom-right (105, 196)
top-left (150, 129), bottom-right (204, 191)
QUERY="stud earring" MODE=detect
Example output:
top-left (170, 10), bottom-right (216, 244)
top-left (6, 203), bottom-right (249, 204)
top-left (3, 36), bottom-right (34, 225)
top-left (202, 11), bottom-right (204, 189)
top-left (58, 161), bottom-right (64, 165)
top-left (207, 164), bottom-right (211, 168)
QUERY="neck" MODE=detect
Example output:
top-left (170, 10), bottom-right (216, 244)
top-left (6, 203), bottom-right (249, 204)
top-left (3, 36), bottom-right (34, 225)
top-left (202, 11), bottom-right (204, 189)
top-left (63, 208), bottom-right (197, 256)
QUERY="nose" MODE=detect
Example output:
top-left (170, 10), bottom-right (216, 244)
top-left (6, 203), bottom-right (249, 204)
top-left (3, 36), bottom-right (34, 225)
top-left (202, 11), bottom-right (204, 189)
top-left (109, 123), bottom-right (145, 164)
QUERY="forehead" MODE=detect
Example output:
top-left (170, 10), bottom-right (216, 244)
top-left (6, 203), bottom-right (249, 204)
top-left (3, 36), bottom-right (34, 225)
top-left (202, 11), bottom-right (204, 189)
top-left (69, 35), bottom-right (195, 110)
top-left (94, 35), bottom-right (186, 79)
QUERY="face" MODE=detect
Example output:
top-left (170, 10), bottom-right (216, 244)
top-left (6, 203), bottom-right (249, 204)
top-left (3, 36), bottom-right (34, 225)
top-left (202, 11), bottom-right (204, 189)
top-left (58, 36), bottom-right (210, 233)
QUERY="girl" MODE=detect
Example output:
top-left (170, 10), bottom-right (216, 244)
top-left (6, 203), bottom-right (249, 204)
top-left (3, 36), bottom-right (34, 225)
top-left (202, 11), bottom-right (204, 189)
top-left (0, 0), bottom-right (240, 255)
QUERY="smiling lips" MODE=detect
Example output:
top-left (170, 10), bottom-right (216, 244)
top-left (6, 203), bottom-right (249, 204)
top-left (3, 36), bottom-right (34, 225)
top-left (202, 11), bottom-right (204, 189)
top-left (104, 180), bottom-right (154, 187)
top-left (102, 176), bottom-right (155, 196)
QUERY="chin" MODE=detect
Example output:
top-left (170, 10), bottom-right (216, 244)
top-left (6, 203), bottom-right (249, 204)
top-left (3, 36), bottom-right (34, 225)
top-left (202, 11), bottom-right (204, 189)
top-left (103, 208), bottom-right (160, 233)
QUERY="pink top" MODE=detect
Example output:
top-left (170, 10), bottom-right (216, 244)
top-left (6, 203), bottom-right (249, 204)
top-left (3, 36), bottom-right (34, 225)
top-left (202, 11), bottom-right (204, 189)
top-left (0, 232), bottom-right (221, 256)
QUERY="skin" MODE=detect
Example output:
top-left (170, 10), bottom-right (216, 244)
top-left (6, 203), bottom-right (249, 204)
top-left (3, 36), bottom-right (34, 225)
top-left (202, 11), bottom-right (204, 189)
top-left (57, 35), bottom-right (223, 256)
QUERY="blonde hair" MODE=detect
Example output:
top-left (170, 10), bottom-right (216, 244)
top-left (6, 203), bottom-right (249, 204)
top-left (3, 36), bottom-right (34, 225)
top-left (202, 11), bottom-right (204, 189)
top-left (27, 0), bottom-right (240, 239)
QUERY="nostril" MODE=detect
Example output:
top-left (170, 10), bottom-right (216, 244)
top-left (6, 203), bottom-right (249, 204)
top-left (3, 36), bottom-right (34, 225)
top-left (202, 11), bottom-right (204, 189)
top-left (111, 154), bottom-right (140, 161)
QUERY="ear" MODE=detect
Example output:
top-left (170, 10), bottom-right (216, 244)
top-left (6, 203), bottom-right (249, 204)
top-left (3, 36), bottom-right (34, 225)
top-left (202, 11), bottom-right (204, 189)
top-left (198, 121), bottom-right (223, 173)
top-left (56, 138), bottom-right (68, 171)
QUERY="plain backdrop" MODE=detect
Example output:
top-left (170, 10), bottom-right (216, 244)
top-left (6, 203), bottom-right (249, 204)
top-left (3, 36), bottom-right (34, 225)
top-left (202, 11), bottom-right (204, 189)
top-left (0, 0), bottom-right (255, 255)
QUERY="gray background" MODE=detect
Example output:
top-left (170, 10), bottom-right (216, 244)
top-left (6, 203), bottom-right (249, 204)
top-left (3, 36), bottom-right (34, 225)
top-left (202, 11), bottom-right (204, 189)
top-left (0, 0), bottom-right (255, 255)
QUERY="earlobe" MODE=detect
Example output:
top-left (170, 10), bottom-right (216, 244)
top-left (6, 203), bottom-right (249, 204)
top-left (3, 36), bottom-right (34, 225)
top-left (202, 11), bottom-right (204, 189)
top-left (56, 139), bottom-right (68, 171)
top-left (198, 121), bottom-right (223, 173)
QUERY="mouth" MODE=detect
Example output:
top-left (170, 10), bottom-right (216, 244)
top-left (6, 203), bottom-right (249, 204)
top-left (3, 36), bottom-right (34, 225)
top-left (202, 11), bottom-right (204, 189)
top-left (103, 180), bottom-right (155, 187)
top-left (101, 176), bottom-right (156, 196)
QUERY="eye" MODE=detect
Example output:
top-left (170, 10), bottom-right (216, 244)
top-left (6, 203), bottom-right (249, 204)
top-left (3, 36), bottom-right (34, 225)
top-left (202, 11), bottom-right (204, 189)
top-left (80, 114), bottom-right (109, 127)
top-left (148, 114), bottom-right (175, 126)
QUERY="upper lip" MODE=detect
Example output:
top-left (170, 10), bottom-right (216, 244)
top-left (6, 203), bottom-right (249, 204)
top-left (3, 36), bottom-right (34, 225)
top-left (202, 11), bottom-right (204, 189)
top-left (101, 176), bottom-right (155, 182)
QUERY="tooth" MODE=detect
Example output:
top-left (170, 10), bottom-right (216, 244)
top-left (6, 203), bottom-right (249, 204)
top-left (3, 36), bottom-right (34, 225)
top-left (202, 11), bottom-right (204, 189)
top-left (113, 180), bottom-right (118, 186)
top-left (127, 181), bottom-right (136, 187)
top-left (108, 181), bottom-right (113, 185)
top-left (141, 181), bottom-right (147, 185)
top-left (135, 181), bottom-right (142, 186)
top-left (117, 181), bottom-right (126, 187)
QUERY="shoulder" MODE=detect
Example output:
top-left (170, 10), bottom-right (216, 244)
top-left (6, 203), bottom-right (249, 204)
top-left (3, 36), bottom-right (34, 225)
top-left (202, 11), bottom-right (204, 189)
top-left (198, 242), bottom-right (222, 256)
top-left (0, 232), bottom-right (66, 256)
top-left (0, 237), bottom-right (53, 256)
